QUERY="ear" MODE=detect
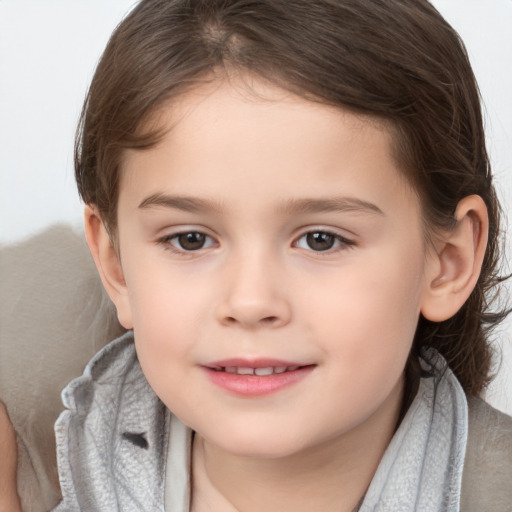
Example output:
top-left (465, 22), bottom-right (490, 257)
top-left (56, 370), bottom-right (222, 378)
top-left (420, 195), bottom-right (488, 322)
top-left (84, 205), bottom-right (134, 329)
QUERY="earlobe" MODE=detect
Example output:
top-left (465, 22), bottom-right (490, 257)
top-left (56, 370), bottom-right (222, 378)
top-left (420, 195), bottom-right (488, 323)
top-left (84, 206), bottom-right (134, 329)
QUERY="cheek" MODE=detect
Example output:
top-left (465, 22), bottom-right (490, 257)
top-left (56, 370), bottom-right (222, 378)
top-left (125, 273), bottom-right (211, 413)
top-left (305, 245), bottom-right (425, 380)
top-left (123, 261), bottom-right (213, 369)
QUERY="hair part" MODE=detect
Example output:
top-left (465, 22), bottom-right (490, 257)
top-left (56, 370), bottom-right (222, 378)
top-left (75, 0), bottom-right (510, 395)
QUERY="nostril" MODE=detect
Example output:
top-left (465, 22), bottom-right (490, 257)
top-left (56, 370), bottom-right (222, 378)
top-left (223, 315), bottom-right (280, 326)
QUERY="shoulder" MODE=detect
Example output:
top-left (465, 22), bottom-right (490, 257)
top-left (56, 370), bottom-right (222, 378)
top-left (461, 396), bottom-right (512, 511)
top-left (54, 332), bottom-right (169, 511)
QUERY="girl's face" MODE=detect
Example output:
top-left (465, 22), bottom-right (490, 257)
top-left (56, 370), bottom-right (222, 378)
top-left (114, 79), bottom-right (438, 458)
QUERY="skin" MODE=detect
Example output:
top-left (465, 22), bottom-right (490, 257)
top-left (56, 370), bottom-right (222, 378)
top-left (86, 79), bottom-right (488, 511)
top-left (0, 402), bottom-right (22, 512)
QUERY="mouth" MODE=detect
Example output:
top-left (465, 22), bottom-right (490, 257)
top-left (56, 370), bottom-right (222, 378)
top-left (202, 360), bottom-right (315, 396)
top-left (209, 365), bottom-right (303, 376)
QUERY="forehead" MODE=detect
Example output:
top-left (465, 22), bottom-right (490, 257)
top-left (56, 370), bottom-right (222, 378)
top-left (145, 77), bottom-right (389, 151)
top-left (119, 78), bottom-right (418, 221)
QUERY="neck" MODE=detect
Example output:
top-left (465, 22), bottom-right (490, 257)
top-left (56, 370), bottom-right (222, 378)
top-left (191, 378), bottom-right (404, 512)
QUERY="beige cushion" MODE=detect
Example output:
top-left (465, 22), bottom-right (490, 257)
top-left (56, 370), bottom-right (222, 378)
top-left (0, 225), bottom-right (124, 512)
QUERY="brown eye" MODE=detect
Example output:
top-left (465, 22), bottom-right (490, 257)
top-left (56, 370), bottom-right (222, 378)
top-left (305, 232), bottom-right (335, 251)
top-left (173, 232), bottom-right (210, 251)
top-left (295, 231), bottom-right (354, 253)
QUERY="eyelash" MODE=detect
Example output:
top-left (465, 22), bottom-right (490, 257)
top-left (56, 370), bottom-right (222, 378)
top-left (294, 231), bottom-right (356, 254)
top-left (157, 229), bottom-right (356, 255)
top-left (158, 231), bottom-right (217, 255)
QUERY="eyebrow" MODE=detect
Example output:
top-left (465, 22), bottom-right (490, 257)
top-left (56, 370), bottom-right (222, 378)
top-left (279, 197), bottom-right (385, 216)
top-left (138, 193), bottom-right (224, 213)
top-left (138, 193), bottom-right (384, 216)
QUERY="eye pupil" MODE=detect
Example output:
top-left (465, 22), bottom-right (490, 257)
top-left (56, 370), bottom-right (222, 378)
top-left (178, 232), bottom-right (206, 250)
top-left (306, 232), bottom-right (335, 251)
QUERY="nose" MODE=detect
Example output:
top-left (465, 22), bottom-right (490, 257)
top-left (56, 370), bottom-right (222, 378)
top-left (216, 251), bottom-right (292, 329)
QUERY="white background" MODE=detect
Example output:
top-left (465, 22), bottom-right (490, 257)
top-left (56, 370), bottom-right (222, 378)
top-left (0, 0), bottom-right (511, 414)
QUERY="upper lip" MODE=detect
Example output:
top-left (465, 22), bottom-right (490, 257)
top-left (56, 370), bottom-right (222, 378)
top-left (204, 358), bottom-right (309, 369)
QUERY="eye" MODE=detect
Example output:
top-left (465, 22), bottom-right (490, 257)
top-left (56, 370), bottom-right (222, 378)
top-left (295, 231), bottom-right (353, 252)
top-left (165, 231), bottom-right (216, 251)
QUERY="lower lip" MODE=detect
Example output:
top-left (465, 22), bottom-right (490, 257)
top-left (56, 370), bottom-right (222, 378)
top-left (203, 366), bottom-right (315, 397)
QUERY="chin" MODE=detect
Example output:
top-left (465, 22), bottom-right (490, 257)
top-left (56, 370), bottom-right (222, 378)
top-left (202, 425), bottom-right (319, 460)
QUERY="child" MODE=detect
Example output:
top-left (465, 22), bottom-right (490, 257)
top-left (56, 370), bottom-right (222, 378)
top-left (4, 0), bottom-right (512, 510)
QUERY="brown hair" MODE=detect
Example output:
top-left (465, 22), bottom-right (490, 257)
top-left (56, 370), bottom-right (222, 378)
top-left (75, 0), bottom-right (509, 395)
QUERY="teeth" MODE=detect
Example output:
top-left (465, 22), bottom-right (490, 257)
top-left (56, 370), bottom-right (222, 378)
top-left (218, 366), bottom-right (302, 375)
top-left (237, 367), bottom-right (255, 375)
top-left (254, 367), bottom-right (274, 376)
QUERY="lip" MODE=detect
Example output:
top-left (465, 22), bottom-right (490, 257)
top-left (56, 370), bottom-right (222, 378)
top-left (202, 358), bottom-right (315, 397)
